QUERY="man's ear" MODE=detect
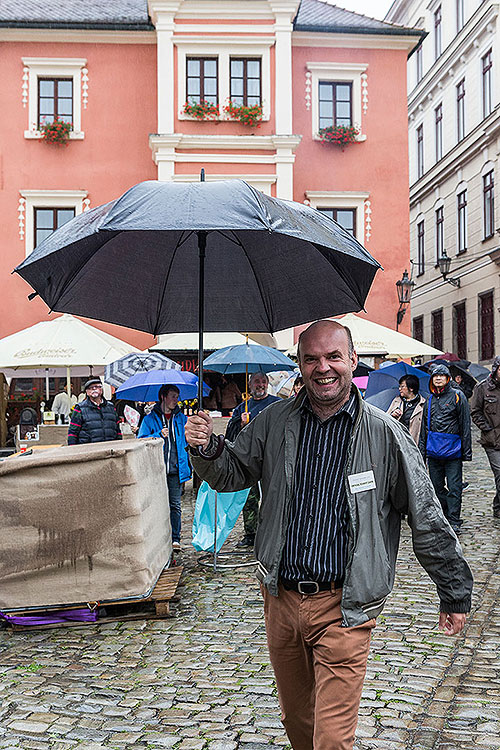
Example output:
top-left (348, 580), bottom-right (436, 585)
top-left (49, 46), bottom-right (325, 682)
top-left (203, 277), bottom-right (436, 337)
top-left (351, 349), bottom-right (358, 371)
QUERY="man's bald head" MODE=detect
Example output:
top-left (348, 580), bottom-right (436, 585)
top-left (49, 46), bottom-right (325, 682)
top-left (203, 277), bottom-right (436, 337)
top-left (297, 320), bottom-right (354, 362)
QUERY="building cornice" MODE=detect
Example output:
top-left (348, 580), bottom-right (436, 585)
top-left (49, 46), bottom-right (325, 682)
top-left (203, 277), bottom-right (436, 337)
top-left (408, 3), bottom-right (499, 110)
top-left (149, 133), bottom-right (302, 151)
top-left (0, 28), bottom-right (156, 43)
top-left (292, 30), bottom-right (422, 51)
top-left (409, 108), bottom-right (500, 205)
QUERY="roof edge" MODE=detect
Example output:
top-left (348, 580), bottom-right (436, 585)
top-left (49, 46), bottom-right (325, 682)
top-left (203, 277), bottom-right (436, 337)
top-left (0, 20), bottom-right (154, 31)
top-left (293, 23), bottom-right (426, 37)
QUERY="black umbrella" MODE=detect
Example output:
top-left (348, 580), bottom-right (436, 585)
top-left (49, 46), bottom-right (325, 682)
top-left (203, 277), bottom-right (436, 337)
top-left (14, 179), bottom-right (381, 407)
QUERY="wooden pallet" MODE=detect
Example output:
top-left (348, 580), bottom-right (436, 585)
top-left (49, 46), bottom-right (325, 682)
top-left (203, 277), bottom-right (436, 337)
top-left (5, 565), bottom-right (184, 631)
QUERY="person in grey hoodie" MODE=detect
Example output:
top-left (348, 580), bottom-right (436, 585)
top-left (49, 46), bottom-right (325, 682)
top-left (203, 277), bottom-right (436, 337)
top-left (185, 320), bottom-right (472, 750)
top-left (418, 364), bottom-right (471, 534)
top-left (471, 355), bottom-right (500, 518)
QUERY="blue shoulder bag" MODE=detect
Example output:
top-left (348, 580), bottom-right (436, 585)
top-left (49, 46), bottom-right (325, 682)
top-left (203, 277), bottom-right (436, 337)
top-left (426, 396), bottom-right (462, 459)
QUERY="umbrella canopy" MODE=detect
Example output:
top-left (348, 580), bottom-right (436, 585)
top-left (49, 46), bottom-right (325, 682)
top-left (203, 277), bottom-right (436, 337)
top-left (287, 313), bottom-right (442, 358)
top-left (105, 351), bottom-right (180, 388)
top-left (150, 331), bottom-right (277, 352)
top-left (433, 352), bottom-right (462, 362)
top-left (14, 180), bottom-right (380, 335)
top-left (274, 370), bottom-right (300, 398)
top-left (364, 387), bottom-right (402, 412)
top-left (14, 179), bottom-right (381, 406)
top-left (468, 363), bottom-right (490, 382)
top-left (203, 343), bottom-right (297, 375)
top-left (115, 369), bottom-right (209, 403)
top-left (364, 362), bottom-right (430, 404)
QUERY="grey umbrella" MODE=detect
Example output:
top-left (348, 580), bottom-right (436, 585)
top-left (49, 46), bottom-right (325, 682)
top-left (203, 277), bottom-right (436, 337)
top-left (14, 178), bottom-right (382, 407)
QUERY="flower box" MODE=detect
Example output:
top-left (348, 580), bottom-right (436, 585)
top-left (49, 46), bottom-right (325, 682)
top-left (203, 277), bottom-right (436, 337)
top-left (183, 100), bottom-right (220, 121)
top-left (318, 124), bottom-right (360, 149)
top-left (40, 118), bottom-right (73, 146)
top-left (224, 100), bottom-right (263, 128)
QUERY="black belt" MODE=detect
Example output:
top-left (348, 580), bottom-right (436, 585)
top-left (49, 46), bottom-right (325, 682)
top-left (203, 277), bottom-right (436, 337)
top-left (280, 577), bottom-right (344, 595)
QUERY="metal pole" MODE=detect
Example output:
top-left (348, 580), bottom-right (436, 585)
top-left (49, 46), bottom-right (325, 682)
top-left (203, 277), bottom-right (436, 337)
top-left (197, 231), bottom-right (206, 411)
top-left (213, 491), bottom-right (218, 572)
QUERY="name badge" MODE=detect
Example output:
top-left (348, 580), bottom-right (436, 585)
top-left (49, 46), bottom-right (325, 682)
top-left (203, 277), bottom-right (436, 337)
top-left (348, 470), bottom-right (376, 494)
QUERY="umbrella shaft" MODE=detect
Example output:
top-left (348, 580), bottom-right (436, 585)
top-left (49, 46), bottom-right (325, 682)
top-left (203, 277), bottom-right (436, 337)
top-left (198, 232), bottom-right (207, 411)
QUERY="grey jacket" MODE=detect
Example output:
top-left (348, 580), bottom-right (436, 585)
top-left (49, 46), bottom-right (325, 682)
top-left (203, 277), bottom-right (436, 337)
top-left (418, 377), bottom-right (472, 461)
top-left (191, 388), bottom-right (473, 627)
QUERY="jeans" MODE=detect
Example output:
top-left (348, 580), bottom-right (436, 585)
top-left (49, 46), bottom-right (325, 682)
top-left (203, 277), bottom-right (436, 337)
top-left (243, 484), bottom-right (261, 536)
top-left (483, 447), bottom-right (500, 515)
top-left (428, 457), bottom-right (463, 528)
top-left (166, 473), bottom-right (182, 543)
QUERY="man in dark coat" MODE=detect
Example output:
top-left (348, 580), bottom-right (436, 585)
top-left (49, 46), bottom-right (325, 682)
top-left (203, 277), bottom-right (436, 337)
top-left (419, 364), bottom-right (471, 533)
top-left (471, 355), bottom-right (500, 518)
top-left (68, 377), bottom-right (122, 445)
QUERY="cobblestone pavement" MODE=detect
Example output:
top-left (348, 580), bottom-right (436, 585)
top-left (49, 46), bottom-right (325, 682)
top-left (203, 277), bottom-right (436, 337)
top-left (1, 434), bottom-right (500, 750)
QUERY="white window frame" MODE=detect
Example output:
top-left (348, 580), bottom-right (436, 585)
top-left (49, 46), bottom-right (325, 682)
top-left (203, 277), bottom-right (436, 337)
top-left (171, 173), bottom-right (276, 195)
top-left (22, 58), bottom-right (86, 139)
top-left (175, 39), bottom-right (272, 122)
top-left (20, 190), bottom-right (88, 257)
top-left (306, 62), bottom-right (368, 141)
top-left (305, 191), bottom-right (369, 242)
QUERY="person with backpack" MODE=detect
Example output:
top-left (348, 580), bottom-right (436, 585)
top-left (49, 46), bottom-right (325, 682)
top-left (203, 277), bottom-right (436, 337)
top-left (418, 364), bottom-right (471, 534)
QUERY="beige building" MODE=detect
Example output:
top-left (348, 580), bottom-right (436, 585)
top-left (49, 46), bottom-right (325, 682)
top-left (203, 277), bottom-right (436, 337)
top-left (386, 0), bottom-right (499, 363)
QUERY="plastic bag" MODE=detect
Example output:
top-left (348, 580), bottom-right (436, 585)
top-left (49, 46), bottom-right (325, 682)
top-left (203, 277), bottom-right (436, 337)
top-left (192, 481), bottom-right (250, 553)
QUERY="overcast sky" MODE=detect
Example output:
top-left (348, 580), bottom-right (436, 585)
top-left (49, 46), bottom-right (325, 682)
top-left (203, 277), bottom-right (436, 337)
top-left (328, 0), bottom-right (395, 21)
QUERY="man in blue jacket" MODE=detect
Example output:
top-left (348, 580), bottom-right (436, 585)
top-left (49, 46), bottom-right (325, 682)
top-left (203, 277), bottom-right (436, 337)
top-left (138, 384), bottom-right (191, 551)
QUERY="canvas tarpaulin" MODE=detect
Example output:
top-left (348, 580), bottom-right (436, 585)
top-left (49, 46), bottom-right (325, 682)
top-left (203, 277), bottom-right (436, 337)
top-left (0, 438), bottom-right (171, 611)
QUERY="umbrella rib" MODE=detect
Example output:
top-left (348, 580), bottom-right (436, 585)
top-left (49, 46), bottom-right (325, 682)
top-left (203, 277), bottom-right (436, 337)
top-left (215, 230), bottom-right (244, 247)
top-left (48, 231), bottom-right (120, 313)
top-left (219, 230), bottom-right (274, 332)
top-left (153, 230), bottom-right (194, 337)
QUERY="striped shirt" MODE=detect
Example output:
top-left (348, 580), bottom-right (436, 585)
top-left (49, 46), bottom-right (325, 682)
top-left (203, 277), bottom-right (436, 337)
top-left (280, 390), bottom-right (358, 583)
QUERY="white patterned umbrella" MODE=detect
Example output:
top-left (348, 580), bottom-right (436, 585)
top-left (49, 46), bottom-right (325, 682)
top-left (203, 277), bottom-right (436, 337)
top-left (105, 351), bottom-right (181, 388)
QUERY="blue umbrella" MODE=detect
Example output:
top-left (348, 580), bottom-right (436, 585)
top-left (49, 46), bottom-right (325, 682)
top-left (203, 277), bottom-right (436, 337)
top-left (364, 362), bottom-right (430, 410)
top-left (203, 343), bottom-right (296, 374)
top-left (116, 369), bottom-right (209, 403)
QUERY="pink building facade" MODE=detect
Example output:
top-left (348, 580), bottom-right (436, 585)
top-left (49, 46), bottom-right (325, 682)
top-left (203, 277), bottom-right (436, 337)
top-left (0, 0), bottom-right (422, 349)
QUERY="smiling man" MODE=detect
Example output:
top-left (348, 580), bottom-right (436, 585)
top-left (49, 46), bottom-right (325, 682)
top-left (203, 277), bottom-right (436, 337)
top-left (185, 320), bottom-right (472, 750)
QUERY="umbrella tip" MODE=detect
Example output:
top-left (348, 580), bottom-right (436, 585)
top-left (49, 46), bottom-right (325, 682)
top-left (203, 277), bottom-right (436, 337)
top-left (200, 168), bottom-right (205, 182)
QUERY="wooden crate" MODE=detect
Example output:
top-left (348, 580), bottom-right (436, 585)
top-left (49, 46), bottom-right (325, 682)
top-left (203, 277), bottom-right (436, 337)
top-left (4, 565), bottom-right (184, 631)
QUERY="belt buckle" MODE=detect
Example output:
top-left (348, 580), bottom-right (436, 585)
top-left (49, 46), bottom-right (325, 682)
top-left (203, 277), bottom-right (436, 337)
top-left (298, 580), bottom-right (320, 595)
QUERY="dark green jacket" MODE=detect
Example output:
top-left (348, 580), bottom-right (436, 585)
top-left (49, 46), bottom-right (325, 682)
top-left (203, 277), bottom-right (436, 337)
top-left (191, 388), bottom-right (473, 627)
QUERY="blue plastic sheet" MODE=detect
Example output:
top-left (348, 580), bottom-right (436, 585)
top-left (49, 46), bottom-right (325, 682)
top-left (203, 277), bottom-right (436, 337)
top-left (192, 481), bottom-right (250, 553)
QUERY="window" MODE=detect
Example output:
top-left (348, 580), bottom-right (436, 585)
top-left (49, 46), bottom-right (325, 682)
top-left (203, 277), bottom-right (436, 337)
top-left (34, 207), bottom-right (75, 248)
top-left (434, 6), bottom-right (442, 59)
top-left (482, 50), bottom-right (492, 119)
top-left (435, 206), bottom-right (444, 264)
top-left (22, 57), bottom-right (86, 139)
top-left (416, 44), bottom-right (423, 83)
top-left (456, 0), bottom-right (464, 31)
top-left (417, 124), bottom-right (424, 178)
top-left (230, 58), bottom-right (261, 107)
top-left (37, 78), bottom-right (73, 128)
top-left (432, 309), bottom-right (443, 351)
top-left (413, 316), bottom-right (424, 342)
top-left (480, 291), bottom-right (495, 360)
top-left (417, 220), bottom-right (425, 276)
top-left (456, 78), bottom-right (465, 141)
top-left (453, 302), bottom-right (467, 360)
top-left (435, 103), bottom-right (443, 161)
top-left (186, 58), bottom-right (218, 105)
top-left (305, 191), bottom-right (368, 239)
top-left (483, 170), bottom-right (495, 239)
top-left (318, 82), bottom-right (352, 129)
top-left (318, 208), bottom-right (356, 237)
top-left (457, 190), bottom-right (467, 254)
top-left (306, 62), bottom-right (367, 140)
top-left (19, 189), bottom-right (88, 257)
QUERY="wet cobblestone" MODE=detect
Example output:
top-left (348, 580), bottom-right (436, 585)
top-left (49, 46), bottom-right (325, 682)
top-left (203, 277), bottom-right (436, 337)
top-left (1, 430), bottom-right (500, 748)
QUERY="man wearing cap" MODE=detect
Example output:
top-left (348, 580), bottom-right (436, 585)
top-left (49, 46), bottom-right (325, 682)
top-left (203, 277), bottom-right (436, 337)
top-left (68, 377), bottom-right (122, 445)
top-left (471, 355), bottom-right (500, 518)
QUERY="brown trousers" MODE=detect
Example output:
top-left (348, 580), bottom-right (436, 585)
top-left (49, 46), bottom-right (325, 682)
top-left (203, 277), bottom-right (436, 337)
top-left (262, 584), bottom-right (375, 750)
